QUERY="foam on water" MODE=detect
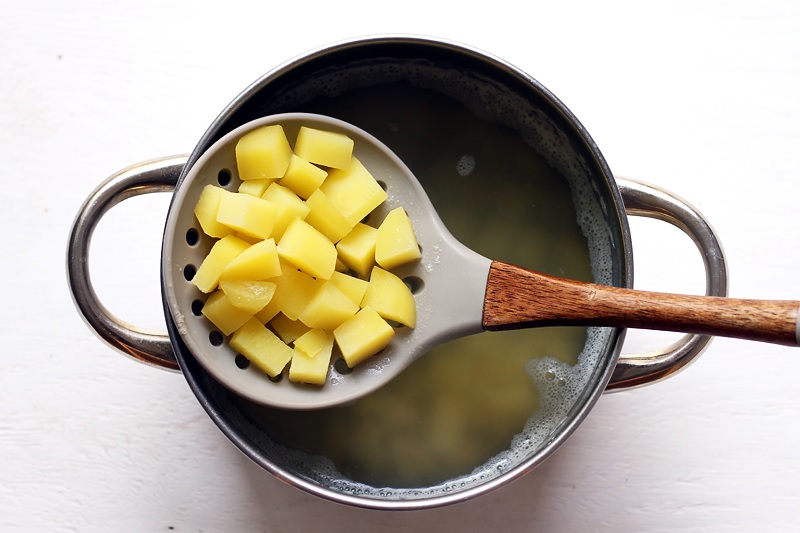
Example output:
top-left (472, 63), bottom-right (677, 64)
top-left (227, 52), bottom-right (620, 502)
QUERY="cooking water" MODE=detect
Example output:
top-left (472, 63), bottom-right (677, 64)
top-left (233, 84), bottom-right (599, 490)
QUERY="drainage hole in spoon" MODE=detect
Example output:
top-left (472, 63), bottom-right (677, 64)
top-left (403, 275), bottom-right (424, 295)
top-left (209, 330), bottom-right (224, 347)
top-left (217, 168), bottom-right (233, 187)
top-left (183, 264), bottom-right (197, 282)
top-left (185, 227), bottom-right (200, 246)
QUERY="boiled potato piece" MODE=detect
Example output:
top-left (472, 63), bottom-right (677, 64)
top-left (201, 290), bottom-right (253, 336)
top-left (277, 218), bottom-right (337, 280)
top-left (192, 235), bottom-right (250, 293)
top-left (194, 185), bottom-right (234, 239)
top-left (334, 307), bottom-right (395, 368)
top-left (230, 317), bottom-right (293, 377)
top-left (335, 223), bottom-right (378, 279)
top-left (219, 279), bottom-right (276, 315)
top-left (361, 266), bottom-right (416, 328)
top-left (329, 270), bottom-right (369, 307)
top-left (303, 188), bottom-right (354, 243)
top-left (216, 191), bottom-right (276, 239)
top-left (221, 238), bottom-right (281, 281)
top-left (375, 207), bottom-right (421, 269)
top-left (299, 281), bottom-right (359, 330)
top-left (235, 124), bottom-right (292, 180)
top-left (293, 328), bottom-right (331, 358)
top-left (319, 157), bottom-right (387, 226)
top-left (269, 263), bottom-right (324, 321)
top-left (289, 330), bottom-right (334, 386)
top-left (281, 154), bottom-right (328, 199)
top-left (262, 182), bottom-right (311, 240)
top-left (269, 312), bottom-right (311, 344)
top-left (238, 179), bottom-right (272, 197)
top-left (294, 126), bottom-right (354, 169)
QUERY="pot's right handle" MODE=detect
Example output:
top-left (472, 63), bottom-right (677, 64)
top-left (605, 177), bottom-right (728, 391)
top-left (67, 156), bottom-right (189, 372)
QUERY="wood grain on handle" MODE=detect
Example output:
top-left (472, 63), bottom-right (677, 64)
top-left (483, 261), bottom-right (800, 347)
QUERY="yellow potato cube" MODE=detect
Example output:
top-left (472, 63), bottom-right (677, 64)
top-left (238, 179), bottom-right (272, 197)
top-left (361, 266), bottom-right (417, 328)
top-left (289, 330), bottom-right (334, 386)
top-left (293, 328), bottom-right (330, 358)
top-left (277, 219), bottom-right (337, 280)
top-left (254, 297), bottom-right (281, 324)
top-left (280, 154), bottom-right (328, 199)
top-left (194, 185), bottom-right (234, 239)
top-left (319, 157), bottom-right (387, 226)
top-left (262, 182), bottom-right (310, 240)
top-left (230, 317), bottom-right (292, 378)
top-left (328, 271), bottom-right (369, 306)
top-left (303, 188), bottom-right (354, 243)
top-left (298, 281), bottom-right (359, 330)
top-left (201, 290), bottom-right (253, 336)
top-left (334, 308), bottom-right (395, 368)
top-left (235, 124), bottom-right (292, 180)
top-left (269, 312), bottom-right (311, 344)
top-left (335, 223), bottom-right (378, 279)
top-left (294, 126), bottom-right (354, 169)
top-left (219, 279), bottom-right (276, 315)
top-left (216, 191), bottom-right (276, 239)
top-left (221, 238), bottom-right (281, 281)
top-left (375, 207), bottom-right (421, 270)
top-left (192, 235), bottom-right (250, 293)
top-left (270, 263), bottom-right (324, 320)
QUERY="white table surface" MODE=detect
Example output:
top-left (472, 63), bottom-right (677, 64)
top-left (4, 1), bottom-right (799, 531)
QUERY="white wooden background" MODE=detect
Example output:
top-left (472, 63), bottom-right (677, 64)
top-left (3, 1), bottom-right (799, 531)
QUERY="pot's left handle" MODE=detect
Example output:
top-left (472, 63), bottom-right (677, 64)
top-left (67, 156), bottom-right (189, 372)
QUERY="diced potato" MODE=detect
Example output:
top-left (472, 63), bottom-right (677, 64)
top-left (277, 218), bottom-right (337, 280)
top-left (192, 235), bottom-right (250, 293)
top-left (216, 191), bottom-right (276, 239)
top-left (361, 266), bottom-right (416, 328)
top-left (270, 263), bottom-right (324, 320)
top-left (219, 279), bottom-right (276, 315)
top-left (319, 157), bottom-right (387, 226)
top-left (230, 317), bottom-right (293, 378)
top-left (194, 185), bottom-right (234, 239)
top-left (254, 297), bottom-right (281, 324)
top-left (375, 207), bottom-right (421, 269)
top-left (334, 307), bottom-right (395, 368)
top-left (280, 154), bottom-right (328, 199)
top-left (299, 281), bottom-right (359, 330)
top-left (201, 290), bottom-right (253, 336)
top-left (235, 124), bottom-right (292, 180)
top-left (262, 182), bottom-right (310, 240)
top-left (329, 270), bottom-right (369, 306)
top-left (221, 238), bottom-right (281, 281)
top-left (289, 330), bottom-right (334, 386)
top-left (238, 179), bottom-right (272, 197)
top-left (293, 328), bottom-right (330, 358)
top-left (190, 123), bottom-right (421, 385)
top-left (335, 223), bottom-right (378, 278)
top-left (303, 188), bottom-right (354, 243)
top-left (269, 312), bottom-right (311, 344)
top-left (294, 126), bottom-right (354, 169)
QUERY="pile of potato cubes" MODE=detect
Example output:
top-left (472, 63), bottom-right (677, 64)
top-left (191, 123), bottom-right (420, 386)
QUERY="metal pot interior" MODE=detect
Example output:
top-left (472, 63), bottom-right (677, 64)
top-left (162, 36), bottom-right (630, 509)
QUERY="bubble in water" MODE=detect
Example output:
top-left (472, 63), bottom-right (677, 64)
top-left (455, 155), bottom-right (476, 176)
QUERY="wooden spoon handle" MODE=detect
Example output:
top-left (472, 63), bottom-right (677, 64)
top-left (483, 261), bottom-right (800, 347)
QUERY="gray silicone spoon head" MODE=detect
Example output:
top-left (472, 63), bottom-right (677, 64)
top-left (163, 113), bottom-right (492, 409)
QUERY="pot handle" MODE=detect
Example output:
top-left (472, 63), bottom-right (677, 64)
top-left (67, 156), bottom-right (189, 372)
top-left (605, 177), bottom-right (728, 391)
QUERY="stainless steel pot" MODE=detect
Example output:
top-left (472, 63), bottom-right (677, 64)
top-left (67, 35), bottom-right (726, 509)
